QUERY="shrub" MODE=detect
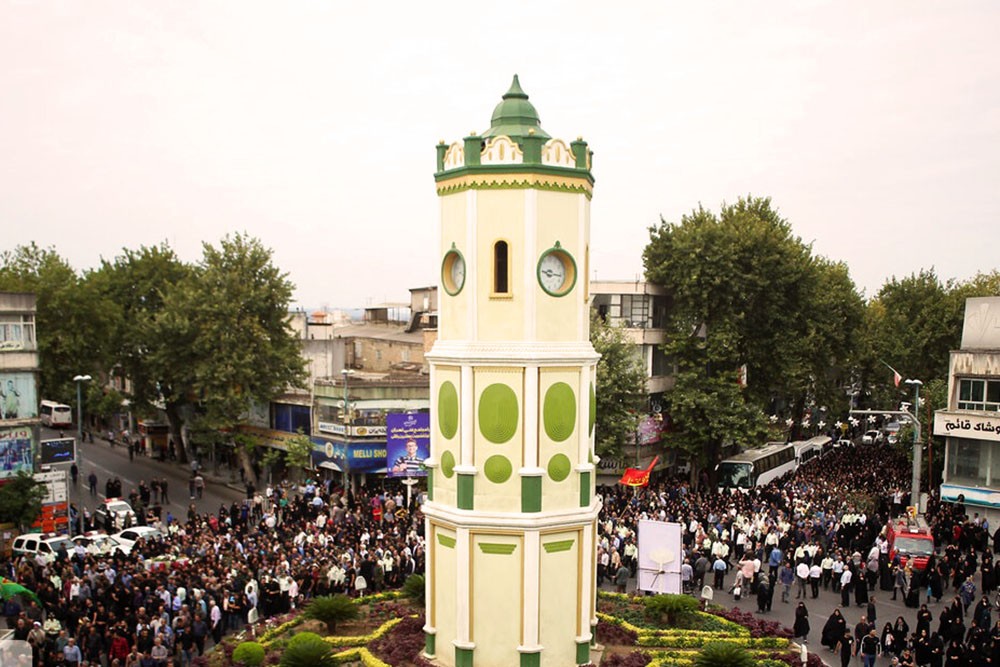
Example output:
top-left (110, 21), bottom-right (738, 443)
top-left (692, 641), bottom-right (756, 667)
top-left (302, 594), bottom-right (359, 634)
top-left (403, 574), bottom-right (426, 606)
top-left (643, 594), bottom-right (700, 627)
top-left (601, 650), bottom-right (651, 666)
top-left (280, 632), bottom-right (334, 667)
top-left (232, 641), bottom-right (265, 666)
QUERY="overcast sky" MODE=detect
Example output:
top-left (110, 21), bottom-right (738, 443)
top-left (2, 2), bottom-right (997, 309)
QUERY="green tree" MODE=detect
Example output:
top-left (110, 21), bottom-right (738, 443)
top-left (149, 234), bottom-right (306, 479)
top-left (591, 313), bottom-right (647, 458)
top-left (284, 432), bottom-right (314, 480)
top-left (643, 197), bottom-right (853, 467)
top-left (87, 243), bottom-right (192, 455)
top-left (0, 472), bottom-right (47, 530)
top-left (0, 243), bottom-right (114, 401)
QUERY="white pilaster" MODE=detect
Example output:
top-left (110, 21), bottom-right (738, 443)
top-left (456, 526), bottom-right (471, 643)
top-left (461, 364), bottom-right (474, 467)
top-left (467, 189), bottom-right (478, 341)
top-left (520, 530), bottom-right (541, 650)
top-left (525, 189), bottom-right (537, 341)
top-left (524, 364), bottom-right (539, 468)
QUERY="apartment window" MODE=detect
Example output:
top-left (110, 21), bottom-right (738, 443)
top-left (0, 314), bottom-right (35, 348)
top-left (958, 378), bottom-right (1000, 411)
top-left (651, 346), bottom-right (671, 377)
top-left (494, 241), bottom-right (509, 294)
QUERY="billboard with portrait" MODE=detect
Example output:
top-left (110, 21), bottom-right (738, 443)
top-left (385, 412), bottom-right (429, 478)
top-left (0, 426), bottom-right (34, 479)
top-left (0, 371), bottom-right (37, 420)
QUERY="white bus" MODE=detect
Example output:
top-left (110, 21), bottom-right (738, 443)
top-left (792, 435), bottom-right (832, 467)
top-left (39, 400), bottom-right (73, 428)
top-left (716, 441), bottom-right (797, 491)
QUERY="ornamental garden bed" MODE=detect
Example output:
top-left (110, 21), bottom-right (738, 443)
top-left (206, 586), bottom-right (823, 666)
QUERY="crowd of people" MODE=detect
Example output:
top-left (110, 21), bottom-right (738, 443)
top-left (2, 477), bottom-right (426, 667)
top-left (596, 441), bottom-right (1000, 666)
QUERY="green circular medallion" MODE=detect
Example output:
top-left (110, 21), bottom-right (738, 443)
top-left (440, 450), bottom-right (456, 478)
top-left (548, 454), bottom-right (572, 482)
top-left (478, 383), bottom-right (519, 444)
top-left (543, 382), bottom-right (576, 442)
top-left (438, 381), bottom-right (459, 440)
top-left (483, 455), bottom-right (512, 484)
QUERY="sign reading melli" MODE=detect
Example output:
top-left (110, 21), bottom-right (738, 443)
top-left (935, 412), bottom-right (1000, 443)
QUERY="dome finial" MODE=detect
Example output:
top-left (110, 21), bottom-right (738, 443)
top-left (504, 74), bottom-right (528, 100)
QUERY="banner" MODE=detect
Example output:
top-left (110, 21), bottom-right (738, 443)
top-left (0, 426), bottom-right (33, 479)
top-left (0, 372), bottom-right (37, 420)
top-left (40, 438), bottom-right (76, 465)
top-left (385, 412), bottom-right (429, 478)
top-left (619, 456), bottom-right (659, 487)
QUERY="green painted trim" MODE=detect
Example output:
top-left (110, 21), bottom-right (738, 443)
top-left (437, 534), bottom-right (456, 549)
top-left (426, 468), bottom-right (434, 502)
top-left (576, 640), bottom-right (590, 664)
top-left (435, 162), bottom-right (593, 182)
top-left (424, 631), bottom-right (436, 656)
top-left (456, 646), bottom-right (474, 667)
top-left (436, 177), bottom-right (593, 200)
top-left (521, 475), bottom-right (542, 513)
top-left (537, 242), bottom-right (578, 298)
top-left (478, 542), bottom-right (517, 555)
top-left (580, 470), bottom-right (591, 507)
top-left (457, 473), bottom-right (474, 510)
top-left (519, 651), bottom-right (541, 667)
top-left (543, 539), bottom-right (574, 553)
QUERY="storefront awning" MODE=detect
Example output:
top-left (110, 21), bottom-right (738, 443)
top-left (318, 461), bottom-right (343, 472)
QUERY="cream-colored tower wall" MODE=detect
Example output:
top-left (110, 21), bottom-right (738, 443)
top-left (432, 525), bottom-right (458, 656)
top-left (472, 367), bottom-right (523, 513)
top-left (539, 530), bottom-right (582, 667)
top-left (439, 193), bottom-right (469, 343)
top-left (433, 366), bottom-right (462, 507)
top-left (472, 533), bottom-right (522, 665)
top-left (534, 191), bottom-right (589, 343)
top-left (539, 368), bottom-right (584, 510)
top-left (476, 190), bottom-right (526, 341)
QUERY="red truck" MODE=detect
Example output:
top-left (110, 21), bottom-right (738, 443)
top-left (886, 516), bottom-right (935, 571)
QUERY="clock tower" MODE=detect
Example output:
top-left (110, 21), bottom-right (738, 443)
top-left (423, 76), bottom-right (600, 667)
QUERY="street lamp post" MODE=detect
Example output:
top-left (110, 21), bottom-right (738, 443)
top-left (905, 378), bottom-right (923, 508)
top-left (69, 375), bottom-right (92, 535)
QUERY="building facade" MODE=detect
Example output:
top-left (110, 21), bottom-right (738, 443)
top-left (423, 76), bottom-right (599, 667)
top-left (935, 296), bottom-right (1000, 523)
top-left (0, 293), bottom-right (40, 485)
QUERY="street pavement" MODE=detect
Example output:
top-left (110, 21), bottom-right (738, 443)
top-left (43, 426), bottom-right (244, 526)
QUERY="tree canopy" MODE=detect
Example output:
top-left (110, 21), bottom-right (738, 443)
top-left (591, 312), bottom-right (647, 458)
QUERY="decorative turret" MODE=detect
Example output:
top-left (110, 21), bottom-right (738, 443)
top-left (434, 75), bottom-right (593, 183)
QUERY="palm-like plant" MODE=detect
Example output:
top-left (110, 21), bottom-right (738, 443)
top-left (302, 594), bottom-right (359, 634)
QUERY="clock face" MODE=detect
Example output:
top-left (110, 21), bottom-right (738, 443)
top-left (537, 246), bottom-right (577, 296)
top-left (442, 249), bottom-right (466, 295)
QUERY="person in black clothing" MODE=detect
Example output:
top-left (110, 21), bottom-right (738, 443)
top-left (836, 631), bottom-right (855, 667)
top-left (793, 601), bottom-right (810, 643)
top-left (822, 609), bottom-right (847, 650)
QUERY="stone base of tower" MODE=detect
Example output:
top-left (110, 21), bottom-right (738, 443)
top-left (423, 506), bottom-right (599, 667)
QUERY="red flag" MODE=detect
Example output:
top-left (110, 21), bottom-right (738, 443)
top-left (893, 370), bottom-right (902, 388)
top-left (619, 456), bottom-right (660, 487)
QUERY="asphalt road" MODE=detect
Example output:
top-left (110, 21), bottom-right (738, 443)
top-left (43, 427), bottom-right (244, 524)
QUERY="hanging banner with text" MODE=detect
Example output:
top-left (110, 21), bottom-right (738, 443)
top-left (385, 412), bottom-right (429, 478)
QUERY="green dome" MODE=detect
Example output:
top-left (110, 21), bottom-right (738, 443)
top-left (483, 74), bottom-right (551, 143)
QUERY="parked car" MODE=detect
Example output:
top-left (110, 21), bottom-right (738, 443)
top-left (834, 439), bottom-right (853, 449)
top-left (862, 430), bottom-right (883, 445)
top-left (11, 533), bottom-right (74, 564)
top-left (71, 530), bottom-right (119, 556)
top-left (110, 526), bottom-right (164, 555)
top-left (94, 498), bottom-right (136, 531)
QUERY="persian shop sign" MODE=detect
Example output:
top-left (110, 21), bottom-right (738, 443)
top-left (935, 412), bottom-right (1000, 443)
top-left (317, 421), bottom-right (386, 437)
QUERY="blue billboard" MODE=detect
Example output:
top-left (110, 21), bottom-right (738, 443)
top-left (385, 412), bottom-right (429, 478)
